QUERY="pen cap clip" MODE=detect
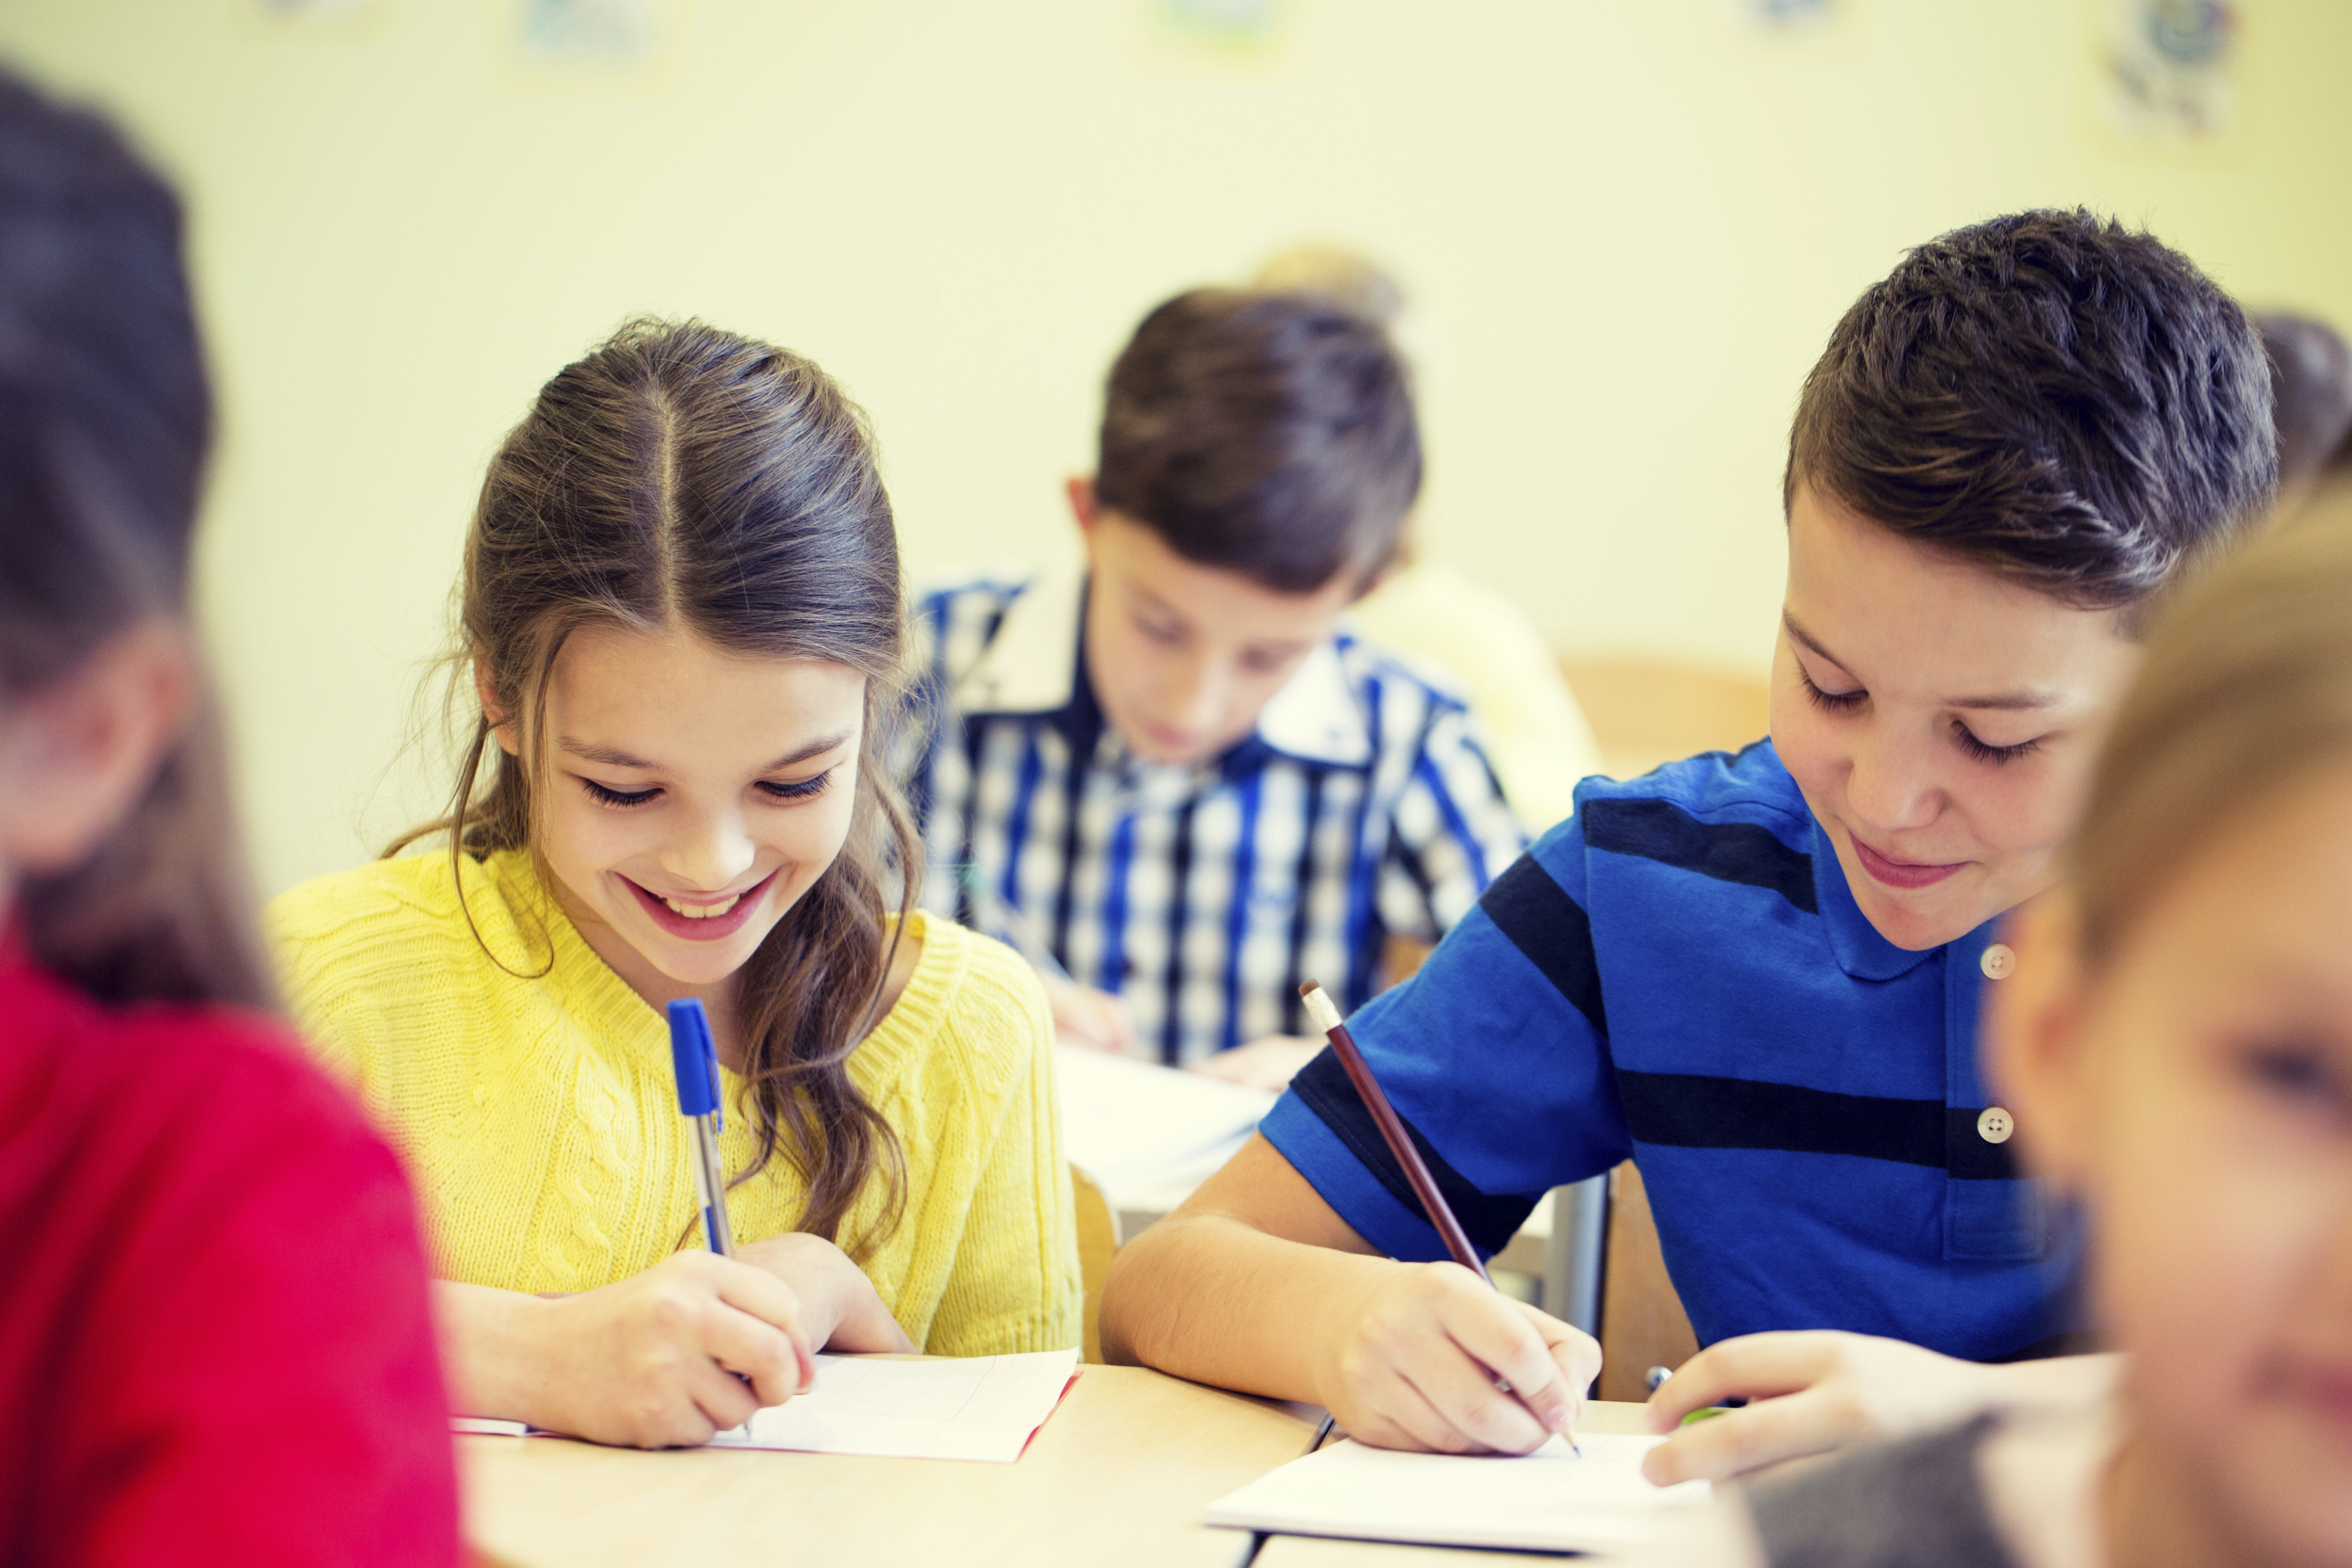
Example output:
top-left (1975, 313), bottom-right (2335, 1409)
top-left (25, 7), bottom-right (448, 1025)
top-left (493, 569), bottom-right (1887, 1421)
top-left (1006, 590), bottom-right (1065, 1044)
top-left (666, 998), bottom-right (721, 1118)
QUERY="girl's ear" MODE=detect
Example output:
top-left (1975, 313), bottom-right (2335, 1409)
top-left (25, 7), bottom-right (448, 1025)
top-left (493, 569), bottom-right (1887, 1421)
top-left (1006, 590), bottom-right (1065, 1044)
top-left (473, 655), bottom-right (519, 758)
top-left (1986, 890), bottom-right (2097, 1189)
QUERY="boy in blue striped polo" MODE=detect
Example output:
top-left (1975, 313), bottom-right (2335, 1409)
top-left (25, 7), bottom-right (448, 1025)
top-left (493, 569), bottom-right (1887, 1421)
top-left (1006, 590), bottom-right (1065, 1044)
top-left (907, 288), bottom-right (1525, 1086)
top-left (1100, 212), bottom-right (2278, 1478)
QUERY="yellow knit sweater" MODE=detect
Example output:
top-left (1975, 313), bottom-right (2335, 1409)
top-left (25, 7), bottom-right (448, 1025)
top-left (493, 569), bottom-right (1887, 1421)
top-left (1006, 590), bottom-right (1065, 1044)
top-left (268, 849), bottom-right (1080, 1356)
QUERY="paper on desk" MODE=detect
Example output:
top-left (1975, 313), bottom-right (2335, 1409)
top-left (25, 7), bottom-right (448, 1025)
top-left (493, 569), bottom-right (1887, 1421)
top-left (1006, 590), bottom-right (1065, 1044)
top-left (1055, 1044), bottom-right (1275, 1204)
top-left (1204, 1432), bottom-right (1709, 1554)
top-left (705, 1349), bottom-right (1080, 1463)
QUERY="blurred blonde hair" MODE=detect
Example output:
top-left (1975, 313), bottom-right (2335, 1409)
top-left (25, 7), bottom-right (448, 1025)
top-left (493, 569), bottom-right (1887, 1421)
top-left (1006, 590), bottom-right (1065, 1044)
top-left (1252, 244), bottom-right (1405, 329)
top-left (2074, 493), bottom-right (2352, 963)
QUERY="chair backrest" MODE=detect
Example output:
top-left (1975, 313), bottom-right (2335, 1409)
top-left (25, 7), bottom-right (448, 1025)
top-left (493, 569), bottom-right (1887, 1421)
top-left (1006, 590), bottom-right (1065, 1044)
top-left (1557, 656), bottom-right (1771, 782)
top-left (1069, 1163), bottom-right (1121, 1364)
top-left (1596, 1161), bottom-right (1701, 1402)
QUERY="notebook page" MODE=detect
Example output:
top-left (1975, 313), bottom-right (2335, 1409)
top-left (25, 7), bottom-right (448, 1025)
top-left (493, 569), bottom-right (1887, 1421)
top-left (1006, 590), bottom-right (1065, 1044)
top-left (1205, 1432), bottom-right (1709, 1553)
top-left (704, 1349), bottom-right (1079, 1463)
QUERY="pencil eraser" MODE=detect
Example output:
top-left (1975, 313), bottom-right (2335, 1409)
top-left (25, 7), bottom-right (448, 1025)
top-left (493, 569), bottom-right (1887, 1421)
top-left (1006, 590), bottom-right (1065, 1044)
top-left (1300, 984), bottom-right (1343, 1035)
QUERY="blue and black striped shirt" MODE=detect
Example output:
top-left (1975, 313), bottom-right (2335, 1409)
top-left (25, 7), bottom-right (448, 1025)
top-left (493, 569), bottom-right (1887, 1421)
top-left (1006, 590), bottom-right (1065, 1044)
top-left (906, 569), bottom-right (1528, 1066)
top-left (1262, 740), bottom-right (2081, 1361)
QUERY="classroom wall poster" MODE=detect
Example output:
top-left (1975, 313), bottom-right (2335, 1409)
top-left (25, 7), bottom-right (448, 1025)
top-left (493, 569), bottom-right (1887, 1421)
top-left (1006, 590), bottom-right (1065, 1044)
top-left (491, 0), bottom-right (687, 94)
top-left (2100, 0), bottom-right (2239, 141)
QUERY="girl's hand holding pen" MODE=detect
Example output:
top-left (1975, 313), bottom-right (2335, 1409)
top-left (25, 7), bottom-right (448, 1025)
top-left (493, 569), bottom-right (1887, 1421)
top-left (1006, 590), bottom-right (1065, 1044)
top-left (737, 1231), bottom-right (916, 1356)
top-left (1311, 1259), bottom-right (1601, 1455)
top-left (523, 1252), bottom-right (816, 1449)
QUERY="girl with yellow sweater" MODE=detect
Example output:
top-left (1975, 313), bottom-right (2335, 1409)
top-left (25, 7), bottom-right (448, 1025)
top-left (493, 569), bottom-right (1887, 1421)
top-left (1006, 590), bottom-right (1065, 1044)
top-left (271, 320), bottom-right (1080, 1448)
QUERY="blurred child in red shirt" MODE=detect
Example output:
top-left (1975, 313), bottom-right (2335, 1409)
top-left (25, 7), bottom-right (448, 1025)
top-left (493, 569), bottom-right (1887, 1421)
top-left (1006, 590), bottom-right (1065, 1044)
top-left (0, 70), bottom-right (459, 1565)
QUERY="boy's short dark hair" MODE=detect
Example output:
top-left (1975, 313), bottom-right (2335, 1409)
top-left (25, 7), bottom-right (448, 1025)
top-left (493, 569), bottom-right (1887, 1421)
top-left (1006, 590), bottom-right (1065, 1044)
top-left (1095, 288), bottom-right (1421, 595)
top-left (1787, 210), bottom-right (2275, 619)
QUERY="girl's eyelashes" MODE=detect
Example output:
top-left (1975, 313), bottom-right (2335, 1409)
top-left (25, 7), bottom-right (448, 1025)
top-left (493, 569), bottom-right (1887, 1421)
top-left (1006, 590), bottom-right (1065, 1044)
top-left (578, 770), bottom-right (833, 807)
top-left (1798, 668), bottom-right (1865, 712)
top-left (757, 769), bottom-right (832, 803)
top-left (1952, 722), bottom-right (2043, 767)
top-left (580, 777), bottom-right (658, 808)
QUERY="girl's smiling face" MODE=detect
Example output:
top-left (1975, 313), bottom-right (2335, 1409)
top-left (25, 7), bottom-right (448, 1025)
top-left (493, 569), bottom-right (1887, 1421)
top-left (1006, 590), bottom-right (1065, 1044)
top-left (492, 624), bottom-right (867, 1006)
top-left (1770, 482), bottom-right (2142, 950)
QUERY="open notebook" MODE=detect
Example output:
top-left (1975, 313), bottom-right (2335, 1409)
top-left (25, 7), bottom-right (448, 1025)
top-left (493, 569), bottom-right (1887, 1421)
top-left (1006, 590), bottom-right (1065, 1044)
top-left (1205, 1432), bottom-right (1710, 1554)
top-left (455, 1349), bottom-right (1080, 1463)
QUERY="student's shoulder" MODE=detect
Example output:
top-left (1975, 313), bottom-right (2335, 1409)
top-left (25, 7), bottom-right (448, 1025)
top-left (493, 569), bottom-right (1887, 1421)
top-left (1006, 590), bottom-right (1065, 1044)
top-left (1561, 739), bottom-right (1809, 843)
top-left (912, 567), bottom-right (1042, 641)
top-left (879, 913), bottom-right (1054, 1093)
top-left (909, 565), bottom-right (1059, 692)
top-left (266, 850), bottom-right (531, 1001)
top-left (1331, 626), bottom-right (1475, 714)
top-left (271, 849), bottom-right (466, 931)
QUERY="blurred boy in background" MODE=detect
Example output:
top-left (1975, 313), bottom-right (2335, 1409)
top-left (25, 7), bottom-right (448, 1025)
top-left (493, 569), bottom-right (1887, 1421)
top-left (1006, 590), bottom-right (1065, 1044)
top-left (909, 287), bottom-right (1525, 1089)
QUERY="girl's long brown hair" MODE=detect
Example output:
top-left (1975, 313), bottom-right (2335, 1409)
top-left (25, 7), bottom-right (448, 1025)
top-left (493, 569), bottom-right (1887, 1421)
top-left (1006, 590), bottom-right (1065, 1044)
top-left (388, 318), bottom-right (921, 1251)
top-left (0, 73), bottom-right (273, 1011)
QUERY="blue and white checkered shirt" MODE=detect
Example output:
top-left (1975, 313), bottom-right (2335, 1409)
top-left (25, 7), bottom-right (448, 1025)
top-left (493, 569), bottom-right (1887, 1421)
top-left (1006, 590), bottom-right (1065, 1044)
top-left (905, 568), bottom-right (1530, 1066)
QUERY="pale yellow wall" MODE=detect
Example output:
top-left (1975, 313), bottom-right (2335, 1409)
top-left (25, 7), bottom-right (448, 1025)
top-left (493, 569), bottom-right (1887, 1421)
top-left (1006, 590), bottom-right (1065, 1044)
top-left (2, 1), bottom-right (2347, 896)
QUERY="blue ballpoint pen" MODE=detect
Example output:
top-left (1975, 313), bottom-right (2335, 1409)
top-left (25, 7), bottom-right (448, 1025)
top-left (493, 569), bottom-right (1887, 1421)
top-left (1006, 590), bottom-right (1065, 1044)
top-left (666, 997), bottom-right (734, 1257)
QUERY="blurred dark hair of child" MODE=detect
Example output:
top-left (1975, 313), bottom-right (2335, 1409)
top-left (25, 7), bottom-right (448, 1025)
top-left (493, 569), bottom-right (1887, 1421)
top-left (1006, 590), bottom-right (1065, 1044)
top-left (0, 70), bottom-right (459, 1564)
top-left (2258, 310), bottom-right (2352, 508)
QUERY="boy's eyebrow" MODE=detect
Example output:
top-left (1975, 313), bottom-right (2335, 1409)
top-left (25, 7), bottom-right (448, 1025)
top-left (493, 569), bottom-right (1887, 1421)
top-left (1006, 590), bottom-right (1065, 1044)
top-left (1783, 614), bottom-right (2062, 710)
top-left (1781, 613), bottom-right (1848, 669)
top-left (557, 733), bottom-right (852, 772)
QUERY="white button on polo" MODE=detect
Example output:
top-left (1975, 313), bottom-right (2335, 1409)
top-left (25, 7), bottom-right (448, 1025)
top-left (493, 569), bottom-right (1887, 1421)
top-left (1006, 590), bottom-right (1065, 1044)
top-left (1977, 1107), bottom-right (2014, 1144)
top-left (1980, 943), bottom-right (2015, 980)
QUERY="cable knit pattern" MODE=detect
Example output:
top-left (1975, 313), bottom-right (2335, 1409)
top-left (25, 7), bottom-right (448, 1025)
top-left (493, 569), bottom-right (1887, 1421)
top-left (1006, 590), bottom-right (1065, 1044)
top-left (268, 849), bottom-right (1080, 1355)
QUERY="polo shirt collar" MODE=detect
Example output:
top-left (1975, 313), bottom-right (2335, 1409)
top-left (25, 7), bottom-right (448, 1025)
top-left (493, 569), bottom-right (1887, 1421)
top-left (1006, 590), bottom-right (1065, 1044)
top-left (953, 564), bottom-right (1373, 769)
top-left (1809, 816), bottom-right (1938, 982)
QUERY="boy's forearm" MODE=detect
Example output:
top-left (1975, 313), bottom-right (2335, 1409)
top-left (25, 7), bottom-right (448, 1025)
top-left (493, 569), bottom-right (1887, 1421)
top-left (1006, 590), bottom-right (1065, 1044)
top-left (1100, 1210), bottom-right (1397, 1404)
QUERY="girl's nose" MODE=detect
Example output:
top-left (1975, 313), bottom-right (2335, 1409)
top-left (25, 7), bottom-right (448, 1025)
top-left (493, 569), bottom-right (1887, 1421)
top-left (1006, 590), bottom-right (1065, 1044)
top-left (662, 813), bottom-right (757, 892)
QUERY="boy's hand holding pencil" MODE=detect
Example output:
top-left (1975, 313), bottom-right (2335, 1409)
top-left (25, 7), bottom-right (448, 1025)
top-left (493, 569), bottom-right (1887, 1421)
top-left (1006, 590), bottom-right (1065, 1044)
top-left (1297, 982), bottom-right (1599, 1455)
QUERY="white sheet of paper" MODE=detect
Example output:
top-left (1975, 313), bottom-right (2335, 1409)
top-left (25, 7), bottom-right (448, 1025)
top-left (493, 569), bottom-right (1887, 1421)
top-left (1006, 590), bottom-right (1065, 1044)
top-left (1055, 1044), bottom-right (1275, 1204)
top-left (704, 1350), bottom-right (1080, 1463)
top-left (1204, 1433), bottom-right (1710, 1553)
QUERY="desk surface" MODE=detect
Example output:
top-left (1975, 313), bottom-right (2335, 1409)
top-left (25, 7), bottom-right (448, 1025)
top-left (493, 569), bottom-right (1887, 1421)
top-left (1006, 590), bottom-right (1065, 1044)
top-left (1251, 1400), bottom-right (1660, 1567)
top-left (461, 1363), bottom-right (1319, 1568)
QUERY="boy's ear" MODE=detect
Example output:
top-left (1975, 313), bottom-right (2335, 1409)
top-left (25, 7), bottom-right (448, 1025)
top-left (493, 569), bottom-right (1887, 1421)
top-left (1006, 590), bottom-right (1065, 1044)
top-left (0, 618), bottom-right (194, 878)
top-left (1065, 475), bottom-right (1099, 534)
top-left (473, 656), bottom-right (520, 759)
top-left (1986, 891), bottom-right (2095, 1189)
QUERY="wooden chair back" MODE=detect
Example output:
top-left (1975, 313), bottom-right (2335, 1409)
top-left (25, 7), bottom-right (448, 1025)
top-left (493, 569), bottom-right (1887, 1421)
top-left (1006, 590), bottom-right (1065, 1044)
top-left (1557, 656), bottom-right (1771, 782)
top-left (1070, 1163), bottom-right (1121, 1364)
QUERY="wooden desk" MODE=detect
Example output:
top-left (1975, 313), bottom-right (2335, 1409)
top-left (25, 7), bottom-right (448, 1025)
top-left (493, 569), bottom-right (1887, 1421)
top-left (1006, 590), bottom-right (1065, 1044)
top-left (461, 1363), bottom-right (1318, 1568)
top-left (1251, 1400), bottom-right (1659, 1566)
